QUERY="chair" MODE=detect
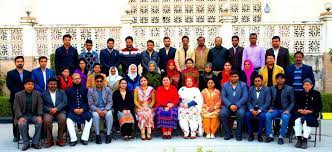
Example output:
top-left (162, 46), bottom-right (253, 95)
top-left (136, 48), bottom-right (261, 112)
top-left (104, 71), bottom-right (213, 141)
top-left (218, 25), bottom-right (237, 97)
top-left (220, 115), bottom-right (246, 138)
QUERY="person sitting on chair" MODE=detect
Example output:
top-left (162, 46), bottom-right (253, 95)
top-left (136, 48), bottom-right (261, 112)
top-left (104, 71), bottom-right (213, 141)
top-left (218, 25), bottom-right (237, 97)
top-left (293, 78), bottom-right (322, 149)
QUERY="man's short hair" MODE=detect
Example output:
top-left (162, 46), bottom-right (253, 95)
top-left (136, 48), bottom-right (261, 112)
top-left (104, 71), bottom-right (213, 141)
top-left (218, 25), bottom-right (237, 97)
top-left (294, 51), bottom-right (304, 57)
top-left (249, 33), bottom-right (257, 37)
top-left (14, 56), bottom-right (24, 62)
top-left (163, 36), bottom-right (170, 41)
top-left (232, 36), bottom-right (239, 40)
top-left (272, 36), bottom-right (280, 41)
top-left (107, 38), bottom-right (114, 43)
top-left (85, 39), bottom-right (93, 44)
top-left (47, 78), bottom-right (58, 84)
top-left (38, 56), bottom-right (48, 62)
top-left (230, 70), bottom-right (239, 76)
top-left (275, 73), bottom-right (285, 79)
top-left (254, 74), bottom-right (263, 80)
top-left (62, 34), bottom-right (72, 40)
top-left (125, 36), bottom-right (133, 42)
top-left (24, 78), bottom-right (34, 84)
top-left (182, 36), bottom-right (189, 41)
top-left (147, 40), bottom-right (154, 45)
top-left (94, 74), bottom-right (104, 81)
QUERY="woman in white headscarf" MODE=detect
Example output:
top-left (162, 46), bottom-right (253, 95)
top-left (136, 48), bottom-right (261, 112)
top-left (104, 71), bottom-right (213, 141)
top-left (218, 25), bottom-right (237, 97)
top-left (124, 64), bottom-right (140, 92)
top-left (107, 66), bottom-right (123, 93)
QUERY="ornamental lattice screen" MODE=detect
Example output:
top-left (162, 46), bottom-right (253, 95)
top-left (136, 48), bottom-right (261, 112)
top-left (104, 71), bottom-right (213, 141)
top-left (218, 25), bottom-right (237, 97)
top-left (0, 27), bottom-right (23, 58)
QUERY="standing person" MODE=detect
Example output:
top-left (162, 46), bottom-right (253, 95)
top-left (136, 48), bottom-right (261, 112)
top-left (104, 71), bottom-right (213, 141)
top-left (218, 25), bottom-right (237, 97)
top-left (181, 58), bottom-right (199, 87)
top-left (134, 76), bottom-right (156, 140)
top-left (217, 61), bottom-right (232, 87)
top-left (178, 76), bottom-right (203, 139)
top-left (31, 56), bottom-right (55, 93)
top-left (144, 61), bottom-right (161, 89)
top-left (6, 56), bottom-right (31, 142)
top-left (228, 36), bottom-right (244, 72)
top-left (265, 73), bottom-right (295, 145)
top-left (107, 66), bottom-right (123, 93)
top-left (293, 78), bottom-right (322, 149)
top-left (86, 63), bottom-right (108, 89)
top-left (199, 62), bottom-right (218, 91)
top-left (14, 79), bottom-right (43, 150)
top-left (119, 36), bottom-right (141, 74)
top-left (194, 36), bottom-right (209, 73)
top-left (124, 64), bottom-right (141, 92)
top-left (66, 73), bottom-right (93, 146)
top-left (246, 75), bottom-right (271, 142)
top-left (88, 75), bottom-right (113, 144)
top-left (159, 37), bottom-right (176, 73)
top-left (141, 40), bottom-right (160, 74)
top-left (55, 34), bottom-right (78, 75)
top-left (100, 38), bottom-right (120, 76)
top-left (242, 33), bottom-right (265, 71)
top-left (42, 78), bottom-right (67, 148)
top-left (266, 36), bottom-right (290, 70)
top-left (207, 37), bottom-right (229, 74)
top-left (113, 79), bottom-right (135, 141)
top-left (58, 67), bottom-right (73, 90)
top-left (155, 76), bottom-right (179, 139)
top-left (74, 58), bottom-right (89, 87)
top-left (174, 36), bottom-right (195, 71)
top-left (240, 59), bottom-right (258, 87)
top-left (220, 70), bottom-right (248, 141)
top-left (201, 79), bottom-right (222, 139)
top-left (285, 51), bottom-right (315, 94)
top-left (80, 39), bottom-right (99, 72)
top-left (165, 59), bottom-right (182, 89)
top-left (259, 54), bottom-right (284, 87)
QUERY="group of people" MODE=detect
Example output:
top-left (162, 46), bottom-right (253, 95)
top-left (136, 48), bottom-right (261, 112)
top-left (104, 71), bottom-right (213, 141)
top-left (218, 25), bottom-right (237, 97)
top-left (6, 33), bottom-right (322, 151)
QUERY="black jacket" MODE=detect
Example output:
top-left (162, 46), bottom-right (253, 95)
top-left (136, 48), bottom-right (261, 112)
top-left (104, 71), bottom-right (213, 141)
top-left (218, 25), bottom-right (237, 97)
top-left (266, 47), bottom-right (290, 70)
top-left (6, 69), bottom-right (31, 102)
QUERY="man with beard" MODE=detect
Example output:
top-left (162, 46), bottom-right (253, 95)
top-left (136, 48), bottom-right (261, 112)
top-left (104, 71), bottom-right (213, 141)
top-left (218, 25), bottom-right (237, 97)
top-left (6, 56), bottom-right (31, 142)
top-left (158, 37), bottom-right (176, 73)
top-left (174, 36), bottom-right (195, 71)
top-left (194, 36), bottom-right (209, 73)
top-left (228, 36), bottom-right (244, 72)
top-left (266, 36), bottom-right (290, 70)
top-left (55, 34), bottom-right (79, 75)
top-left (100, 38), bottom-right (120, 76)
top-left (207, 37), bottom-right (229, 74)
top-left (141, 40), bottom-right (160, 74)
top-left (119, 36), bottom-right (141, 74)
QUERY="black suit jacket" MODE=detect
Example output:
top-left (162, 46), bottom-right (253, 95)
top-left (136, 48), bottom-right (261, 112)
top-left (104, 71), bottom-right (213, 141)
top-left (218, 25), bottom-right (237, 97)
top-left (228, 46), bottom-right (244, 71)
top-left (266, 47), bottom-right (290, 69)
top-left (6, 69), bottom-right (31, 102)
top-left (158, 47), bottom-right (176, 72)
top-left (42, 89), bottom-right (67, 113)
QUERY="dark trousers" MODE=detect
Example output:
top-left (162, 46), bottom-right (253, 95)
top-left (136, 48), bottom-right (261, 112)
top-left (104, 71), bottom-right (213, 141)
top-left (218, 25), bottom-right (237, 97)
top-left (18, 116), bottom-right (42, 145)
top-left (121, 123), bottom-right (133, 137)
top-left (43, 112), bottom-right (66, 141)
top-left (10, 101), bottom-right (19, 139)
top-left (220, 107), bottom-right (245, 138)
top-left (245, 111), bottom-right (266, 136)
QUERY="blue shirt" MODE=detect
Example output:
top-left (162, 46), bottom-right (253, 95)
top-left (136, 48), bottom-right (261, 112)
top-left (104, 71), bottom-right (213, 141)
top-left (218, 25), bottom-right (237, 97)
top-left (97, 90), bottom-right (104, 109)
top-left (293, 66), bottom-right (303, 91)
top-left (19, 72), bottom-right (23, 82)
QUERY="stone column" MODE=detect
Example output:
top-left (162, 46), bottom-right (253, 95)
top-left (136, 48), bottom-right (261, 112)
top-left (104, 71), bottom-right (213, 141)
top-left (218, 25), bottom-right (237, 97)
top-left (220, 12), bottom-right (233, 48)
top-left (20, 14), bottom-right (38, 70)
top-left (120, 3), bottom-right (134, 49)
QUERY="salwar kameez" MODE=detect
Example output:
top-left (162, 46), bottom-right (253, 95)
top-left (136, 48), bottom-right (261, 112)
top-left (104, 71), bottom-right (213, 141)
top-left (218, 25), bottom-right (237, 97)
top-left (201, 88), bottom-right (222, 135)
top-left (134, 86), bottom-right (156, 129)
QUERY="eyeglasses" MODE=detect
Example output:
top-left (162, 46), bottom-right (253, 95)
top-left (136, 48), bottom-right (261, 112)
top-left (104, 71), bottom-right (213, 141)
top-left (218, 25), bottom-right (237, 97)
top-left (96, 80), bottom-right (103, 83)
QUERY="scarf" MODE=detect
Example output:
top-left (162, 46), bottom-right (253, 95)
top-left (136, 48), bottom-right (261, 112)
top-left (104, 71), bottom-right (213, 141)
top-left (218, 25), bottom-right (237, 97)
top-left (107, 66), bottom-right (123, 88)
top-left (127, 64), bottom-right (138, 81)
top-left (243, 59), bottom-right (254, 86)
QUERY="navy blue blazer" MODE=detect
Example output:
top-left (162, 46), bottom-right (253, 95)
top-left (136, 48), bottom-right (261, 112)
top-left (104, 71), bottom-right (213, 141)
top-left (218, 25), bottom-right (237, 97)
top-left (270, 85), bottom-right (295, 112)
top-left (221, 81), bottom-right (248, 108)
top-left (54, 45), bottom-right (78, 75)
top-left (100, 48), bottom-right (120, 75)
top-left (158, 47), bottom-right (176, 71)
top-left (6, 69), bottom-right (31, 102)
top-left (42, 89), bottom-right (67, 113)
top-left (31, 68), bottom-right (55, 92)
top-left (285, 64), bottom-right (315, 87)
top-left (247, 86), bottom-right (271, 112)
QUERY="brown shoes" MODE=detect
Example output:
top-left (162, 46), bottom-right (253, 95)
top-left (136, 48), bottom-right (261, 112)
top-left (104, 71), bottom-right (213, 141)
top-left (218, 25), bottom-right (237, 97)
top-left (56, 140), bottom-right (66, 147)
top-left (44, 140), bottom-right (54, 148)
top-left (21, 144), bottom-right (30, 151)
top-left (31, 144), bottom-right (41, 149)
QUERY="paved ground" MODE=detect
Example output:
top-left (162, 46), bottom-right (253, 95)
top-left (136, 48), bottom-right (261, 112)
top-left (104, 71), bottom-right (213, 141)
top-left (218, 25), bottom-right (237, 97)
top-left (0, 120), bottom-right (331, 152)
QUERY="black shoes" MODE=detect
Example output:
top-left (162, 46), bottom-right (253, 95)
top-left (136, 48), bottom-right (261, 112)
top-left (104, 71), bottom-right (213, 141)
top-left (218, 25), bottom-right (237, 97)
top-left (265, 137), bottom-right (274, 143)
top-left (96, 135), bottom-right (102, 144)
top-left (278, 138), bottom-right (284, 145)
top-left (257, 136), bottom-right (263, 142)
top-left (80, 140), bottom-right (88, 145)
top-left (13, 137), bottom-right (19, 142)
top-left (301, 138), bottom-right (308, 149)
top-left (248, 134), bottom-right (254, 141)
top-left (295, 136), bottom-right (303, 148)
top-left (236, 136), bottom-right (242, 141)
top-left (105, 135), bottom-right (112, 144)
top-left (69, 141), bottom-right (77, 147)
top-left (21, 144), bottom-right (30, 151)
top-left (224, 134), bottom-right (234, 140)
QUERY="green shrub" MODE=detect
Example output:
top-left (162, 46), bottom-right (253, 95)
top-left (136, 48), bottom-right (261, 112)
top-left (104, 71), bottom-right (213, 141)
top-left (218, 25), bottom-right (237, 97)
top-left (289, 53), bottom-right (295, 64)
top-left (322, 93), bottom-right (332, 113)
top-left (0, 96), bottom-right (10, 117)
top-left (50, 53), bottom-right (55, 71)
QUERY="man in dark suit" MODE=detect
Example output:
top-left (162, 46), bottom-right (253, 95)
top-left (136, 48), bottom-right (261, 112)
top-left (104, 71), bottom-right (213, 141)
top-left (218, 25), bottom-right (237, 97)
top-left (54, 34), bottom-right (78, 75)
top-left (159, 36), bottom-right (176, 73)
top-left (246, 75), bottom-right (271, 142)
top-left (42, 78), bottom-right (67, 148)
top-left (265, 73), bottom-right (295, 145)
top-left (266, 36), bottom-right (290, 70)
top-left (6, 56), bottom-right (31, 142)
top-left (100, 38), bottom-right (120, 76)
top-left (229, 36), bottom-right (244, 72)
top-left (31, 56), bottom-right (55, 93)
top-left (14, 79), bottom-right (43, 151)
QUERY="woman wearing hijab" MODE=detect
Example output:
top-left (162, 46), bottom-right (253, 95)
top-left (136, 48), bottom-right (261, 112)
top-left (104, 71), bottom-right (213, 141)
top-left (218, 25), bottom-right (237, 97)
top-left (124, 64), bottom-right (140, 92)
top-left (181, 58), bottom-right (199, 87)
top-left (217, 61), bottom-right (232, 87)
top-left (178, 76), bottom-right (203, 139)
top-left (201, 79), bottom-right (222, 139)
top-left (155, 76), bottom-right (179, 139)
top-left (199, 62), bottom-right (219, 91)
top-left (107, 66), bottom-right (123, 93)
top-left (134, 76), bottom-right (155, 140)
top-left (165, 59), bottom-right (182, 89)
top-left (240, 59), bottom-right (258, 87)
top-left (144, 61), bottom-right (161, 89)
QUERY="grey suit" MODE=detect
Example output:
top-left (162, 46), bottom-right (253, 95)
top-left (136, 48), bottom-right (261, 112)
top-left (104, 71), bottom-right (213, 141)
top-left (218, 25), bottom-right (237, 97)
top-left (13, 90), bottom-right (43, 145)
top-left (88, 87), bottom-right (113, 135)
